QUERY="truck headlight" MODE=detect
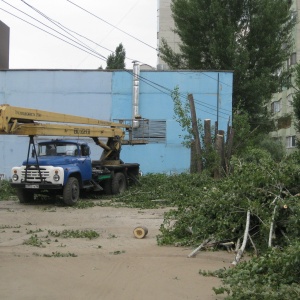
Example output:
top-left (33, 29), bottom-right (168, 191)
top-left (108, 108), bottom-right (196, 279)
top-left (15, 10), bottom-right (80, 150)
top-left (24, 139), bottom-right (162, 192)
top-left (53, 170), bottom-right (60, 181)
top-left (12, 173), bottom-right (19, 181)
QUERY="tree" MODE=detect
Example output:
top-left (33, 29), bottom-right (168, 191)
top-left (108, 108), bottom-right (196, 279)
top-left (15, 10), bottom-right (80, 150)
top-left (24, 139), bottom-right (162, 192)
top-left (106, 43), bottom-right (126, 69)
top-left (292, 63), bottom-right (300, 134)
top-left (160, 0), bottom-right (296, 132)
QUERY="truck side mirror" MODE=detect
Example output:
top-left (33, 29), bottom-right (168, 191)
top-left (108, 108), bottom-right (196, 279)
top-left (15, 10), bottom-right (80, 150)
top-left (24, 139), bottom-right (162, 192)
top-left (81, 146), bottom-right (90, 156)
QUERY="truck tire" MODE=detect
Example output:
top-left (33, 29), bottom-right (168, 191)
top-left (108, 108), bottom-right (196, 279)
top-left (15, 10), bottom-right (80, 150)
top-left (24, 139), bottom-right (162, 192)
top-left (103, 179), bottom-right (112, 195)
top-left (63, 177), bottom-right (80, 206)
top-left (16, 188), bottom-right (34, 203)
top-left (111, 172), bottom-right (127, 194)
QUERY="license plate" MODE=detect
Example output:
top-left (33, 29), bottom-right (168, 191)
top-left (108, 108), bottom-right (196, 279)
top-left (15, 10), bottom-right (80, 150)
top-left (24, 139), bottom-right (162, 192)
top-left (25, 184), bottom-right (39, 189)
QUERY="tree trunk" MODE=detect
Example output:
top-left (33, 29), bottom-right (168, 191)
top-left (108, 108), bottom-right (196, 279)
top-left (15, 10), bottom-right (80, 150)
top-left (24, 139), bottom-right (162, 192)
top-left (188, 94), bottom-right (202, 173)
top-left (232, 210), bottom-right (250, 266)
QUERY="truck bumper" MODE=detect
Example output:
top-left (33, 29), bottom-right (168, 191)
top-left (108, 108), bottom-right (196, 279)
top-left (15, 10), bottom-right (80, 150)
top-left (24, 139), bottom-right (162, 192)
top-left (11, 183), bottom-right (63, 190)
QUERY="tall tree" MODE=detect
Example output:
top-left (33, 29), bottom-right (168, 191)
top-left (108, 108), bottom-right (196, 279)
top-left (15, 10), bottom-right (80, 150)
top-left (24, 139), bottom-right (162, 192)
top-left (106, 43), bottom-right (126, 69)
top-left (160, 0), bottom-right (296, 132)
top-left (292, 63), bottom-right (300, 133)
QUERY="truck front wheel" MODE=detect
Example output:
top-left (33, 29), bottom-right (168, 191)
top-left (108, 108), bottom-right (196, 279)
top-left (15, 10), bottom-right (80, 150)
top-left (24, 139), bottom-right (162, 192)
top-left (111, 173), bottom-right (127, 194)
top-left (63, 177), bottom-right (80, 206)
top-left (16, 189), bottom-right (34, 203)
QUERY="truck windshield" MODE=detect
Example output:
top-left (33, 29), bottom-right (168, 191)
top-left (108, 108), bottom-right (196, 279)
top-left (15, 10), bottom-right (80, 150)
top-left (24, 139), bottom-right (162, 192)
top-left (39, 143), bottom-right (78, 156)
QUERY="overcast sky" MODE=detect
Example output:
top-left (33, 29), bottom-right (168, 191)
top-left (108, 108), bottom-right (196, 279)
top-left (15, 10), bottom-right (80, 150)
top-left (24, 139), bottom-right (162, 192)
top-left (0, 0), bottom-right (157, 69)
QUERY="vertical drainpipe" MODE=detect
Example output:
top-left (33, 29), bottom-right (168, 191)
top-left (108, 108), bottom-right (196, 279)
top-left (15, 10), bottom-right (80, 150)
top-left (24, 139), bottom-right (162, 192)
top-left (132, 61), bottom-right (140, 128)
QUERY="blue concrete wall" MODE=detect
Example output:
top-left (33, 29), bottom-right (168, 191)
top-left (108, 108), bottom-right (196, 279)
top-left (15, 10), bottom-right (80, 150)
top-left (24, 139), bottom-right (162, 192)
top-left (0, 69), bottom-right (233, 178)
top-left (111, 71), bottom-right (233, 174)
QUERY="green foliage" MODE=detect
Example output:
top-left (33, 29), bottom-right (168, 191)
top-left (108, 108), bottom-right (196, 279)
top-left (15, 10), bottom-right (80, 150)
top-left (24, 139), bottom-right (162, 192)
top-left (171, 86), bottom-right (195, 148)
top-left (23, 235), bottom-right (46, 248)
top-left (232, 111), bottom-right (284, 161)
top-left (211, 241), bottom-right (300, 299)
top-left (48, 229), bottom-right (99, 240)
top-left (0, 180), bottom-right (16, 200)
top-left (106, 43), bottom-right (126, 69)
top-left (74, 200), bottom-right (95, 209)
top-left (292, 63), bottom-right (300, 135)
top-left (171, 86), bottom-right (219, 174)
top-left (33, 252), bottom-right (78, 258)
top-left (113, 172), bottom-right (213, 208)
top-left (157, 150), bottom-right (300, 249)
top-left (161, 0), bottom-right (296, 131)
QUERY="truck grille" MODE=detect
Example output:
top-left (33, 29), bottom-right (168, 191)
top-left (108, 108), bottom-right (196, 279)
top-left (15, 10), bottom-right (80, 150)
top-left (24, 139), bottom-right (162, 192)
top-left (21, 167), bottom-right (50, 182)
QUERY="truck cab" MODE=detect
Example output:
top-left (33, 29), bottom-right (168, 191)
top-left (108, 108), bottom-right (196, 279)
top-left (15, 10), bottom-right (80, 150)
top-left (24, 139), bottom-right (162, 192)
top-left (11, 139), bottom-right (94, 205)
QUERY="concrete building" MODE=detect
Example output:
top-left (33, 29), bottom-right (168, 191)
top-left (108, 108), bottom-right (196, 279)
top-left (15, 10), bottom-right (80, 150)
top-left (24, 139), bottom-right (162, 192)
top-left (0, 20), bottom-right (9, 69)
top-left (157, 0), bottom-right (179, 69)
top-left (157, 0), bottom-right (300, 153)
top-left (269, 0), bottom-right (300, 152)
top-left (0, 69), bottom-right (233, 179)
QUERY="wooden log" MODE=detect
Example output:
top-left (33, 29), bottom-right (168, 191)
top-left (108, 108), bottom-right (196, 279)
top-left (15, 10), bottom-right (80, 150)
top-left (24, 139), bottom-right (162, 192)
top-left (133, 226), bottom-right (148, 239)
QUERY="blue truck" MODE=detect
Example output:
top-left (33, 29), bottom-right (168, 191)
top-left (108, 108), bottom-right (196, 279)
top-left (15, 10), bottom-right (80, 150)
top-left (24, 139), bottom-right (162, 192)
top-left (0, 105), bottom-right (143, 206)
top-left (10, 138), bottom-right (140, 205)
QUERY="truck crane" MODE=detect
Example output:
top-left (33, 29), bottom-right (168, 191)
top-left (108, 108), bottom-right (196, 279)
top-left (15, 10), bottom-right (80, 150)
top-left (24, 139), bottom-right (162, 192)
top-left (0, 104), bottom-right (146, 205)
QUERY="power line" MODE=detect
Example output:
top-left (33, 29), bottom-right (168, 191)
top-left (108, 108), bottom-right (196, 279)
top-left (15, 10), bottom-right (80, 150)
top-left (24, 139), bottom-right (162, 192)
top-left (125, 70), bottom-right (232, 119)
top-left (1, 1), bottom-right (233, 119)
top-left (20, 0), bottom-right (107, 60)
top-left (129, 71), bottom-right (232, 117)
top-left (66, 0), bottom-right (157, 52)
top-left (18, 0), bottom-right (143, 64)
top-left (0, 6), bottom-right (106, 61)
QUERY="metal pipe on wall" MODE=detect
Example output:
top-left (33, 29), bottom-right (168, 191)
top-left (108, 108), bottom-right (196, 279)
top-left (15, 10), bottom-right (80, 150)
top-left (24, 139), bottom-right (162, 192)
top-left (132, 61), bottom-right (140, 128)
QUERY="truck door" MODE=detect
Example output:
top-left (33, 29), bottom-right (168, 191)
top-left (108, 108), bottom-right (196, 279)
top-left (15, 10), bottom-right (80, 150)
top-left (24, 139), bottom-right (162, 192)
top-left (77, 145), bottom-right (92, 181)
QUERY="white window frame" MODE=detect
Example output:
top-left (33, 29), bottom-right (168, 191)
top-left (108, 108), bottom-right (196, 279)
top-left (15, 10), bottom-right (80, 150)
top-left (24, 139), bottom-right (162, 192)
top-left (286, 136), bottom-right (297, 148)
top-left (271, 99), bottom-right (282, 113)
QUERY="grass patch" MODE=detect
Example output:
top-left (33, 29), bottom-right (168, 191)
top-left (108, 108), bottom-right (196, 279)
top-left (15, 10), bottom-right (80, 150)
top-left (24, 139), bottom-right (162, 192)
top-left (47, 229), bottom-right (99, 240)
top-left (23, 235), bottom-right (46, 248)
top-left (0, 180), bottom-right (16, 200)
top-left (0, 225), bottom-right (21, 229)
top-left (110, 250), bottom-right (125, 255)
top-left (33, 251), bottom-right (77, 257)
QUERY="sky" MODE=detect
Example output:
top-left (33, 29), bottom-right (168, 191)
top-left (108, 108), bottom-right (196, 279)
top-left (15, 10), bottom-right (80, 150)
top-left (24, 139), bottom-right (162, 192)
top-left (0, 0), bottom-right (158, 69)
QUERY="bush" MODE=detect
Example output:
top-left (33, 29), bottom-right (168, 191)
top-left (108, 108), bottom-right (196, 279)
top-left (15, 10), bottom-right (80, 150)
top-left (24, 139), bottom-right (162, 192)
top-left (157, 150), bottom-right (300, 250)
top-left (211, 241), bottom-right (300, 299)
top-left (0, 180), bottom-right (15, 200)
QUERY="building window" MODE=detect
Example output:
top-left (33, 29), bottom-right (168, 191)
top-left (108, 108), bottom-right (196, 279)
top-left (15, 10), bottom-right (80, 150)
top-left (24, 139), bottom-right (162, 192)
top-left (133, 119), bottom-right (166, 143)
top-left (271, 99), bottom-right (281, 113)
top-left (286, 136), bottom-right (296, 148)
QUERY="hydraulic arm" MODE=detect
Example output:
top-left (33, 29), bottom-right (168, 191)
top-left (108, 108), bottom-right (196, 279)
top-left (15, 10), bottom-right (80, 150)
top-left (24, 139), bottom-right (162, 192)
top-left (0, 104), bottom-right (128, 139)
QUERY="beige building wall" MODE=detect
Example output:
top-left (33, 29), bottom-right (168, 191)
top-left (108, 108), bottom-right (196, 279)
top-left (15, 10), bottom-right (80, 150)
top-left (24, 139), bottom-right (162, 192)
top-left (157, 0), bottom-right (180, 69)
top-left (0, 20), bottom-right (9, 69)
top-left (270, 0), bottom-right (300, 152)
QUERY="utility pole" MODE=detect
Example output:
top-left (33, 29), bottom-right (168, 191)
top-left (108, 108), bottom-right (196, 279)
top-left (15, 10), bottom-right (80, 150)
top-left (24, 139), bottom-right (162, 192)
top-left (188, 94), bottom-right (202, 173)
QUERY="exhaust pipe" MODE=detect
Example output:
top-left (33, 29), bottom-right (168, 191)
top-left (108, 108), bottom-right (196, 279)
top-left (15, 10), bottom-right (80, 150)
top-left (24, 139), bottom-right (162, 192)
top-left (132, 61), bottom-right (140, 128)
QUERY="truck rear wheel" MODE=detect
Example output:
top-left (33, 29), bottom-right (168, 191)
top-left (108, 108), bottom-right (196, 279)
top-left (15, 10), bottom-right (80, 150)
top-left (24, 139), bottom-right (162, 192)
top-left (16, 189), bottom-right (34, 203)
top-left (111, 173), bottom-right (127, 194)
top-left (103, 179), bottom-right (112, 195)
top-left (63, 177), bottom-right (79, 206)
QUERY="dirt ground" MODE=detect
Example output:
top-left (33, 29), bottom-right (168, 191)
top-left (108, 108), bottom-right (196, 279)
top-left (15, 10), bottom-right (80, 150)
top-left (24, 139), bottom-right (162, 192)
top-left (0, 200), bottom-right (233, 300)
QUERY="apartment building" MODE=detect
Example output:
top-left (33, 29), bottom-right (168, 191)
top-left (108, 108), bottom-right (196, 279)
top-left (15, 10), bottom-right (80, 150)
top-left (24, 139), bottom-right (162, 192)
top-left (270, 0), bottom-right (300, 152)
top-left (157, 0), bottom-right (179, 69)
top-left (157, 0), bottom-right (300, 152)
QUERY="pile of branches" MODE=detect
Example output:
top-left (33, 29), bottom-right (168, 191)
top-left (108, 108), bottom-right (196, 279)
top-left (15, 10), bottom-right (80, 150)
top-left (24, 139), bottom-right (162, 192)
top-left (157, 148), bottom-right (300, 254)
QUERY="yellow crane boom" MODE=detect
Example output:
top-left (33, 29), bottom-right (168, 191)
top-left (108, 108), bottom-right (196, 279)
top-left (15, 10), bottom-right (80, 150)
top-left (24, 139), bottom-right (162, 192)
top-left (0, 104), bottom-right (128, 139)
